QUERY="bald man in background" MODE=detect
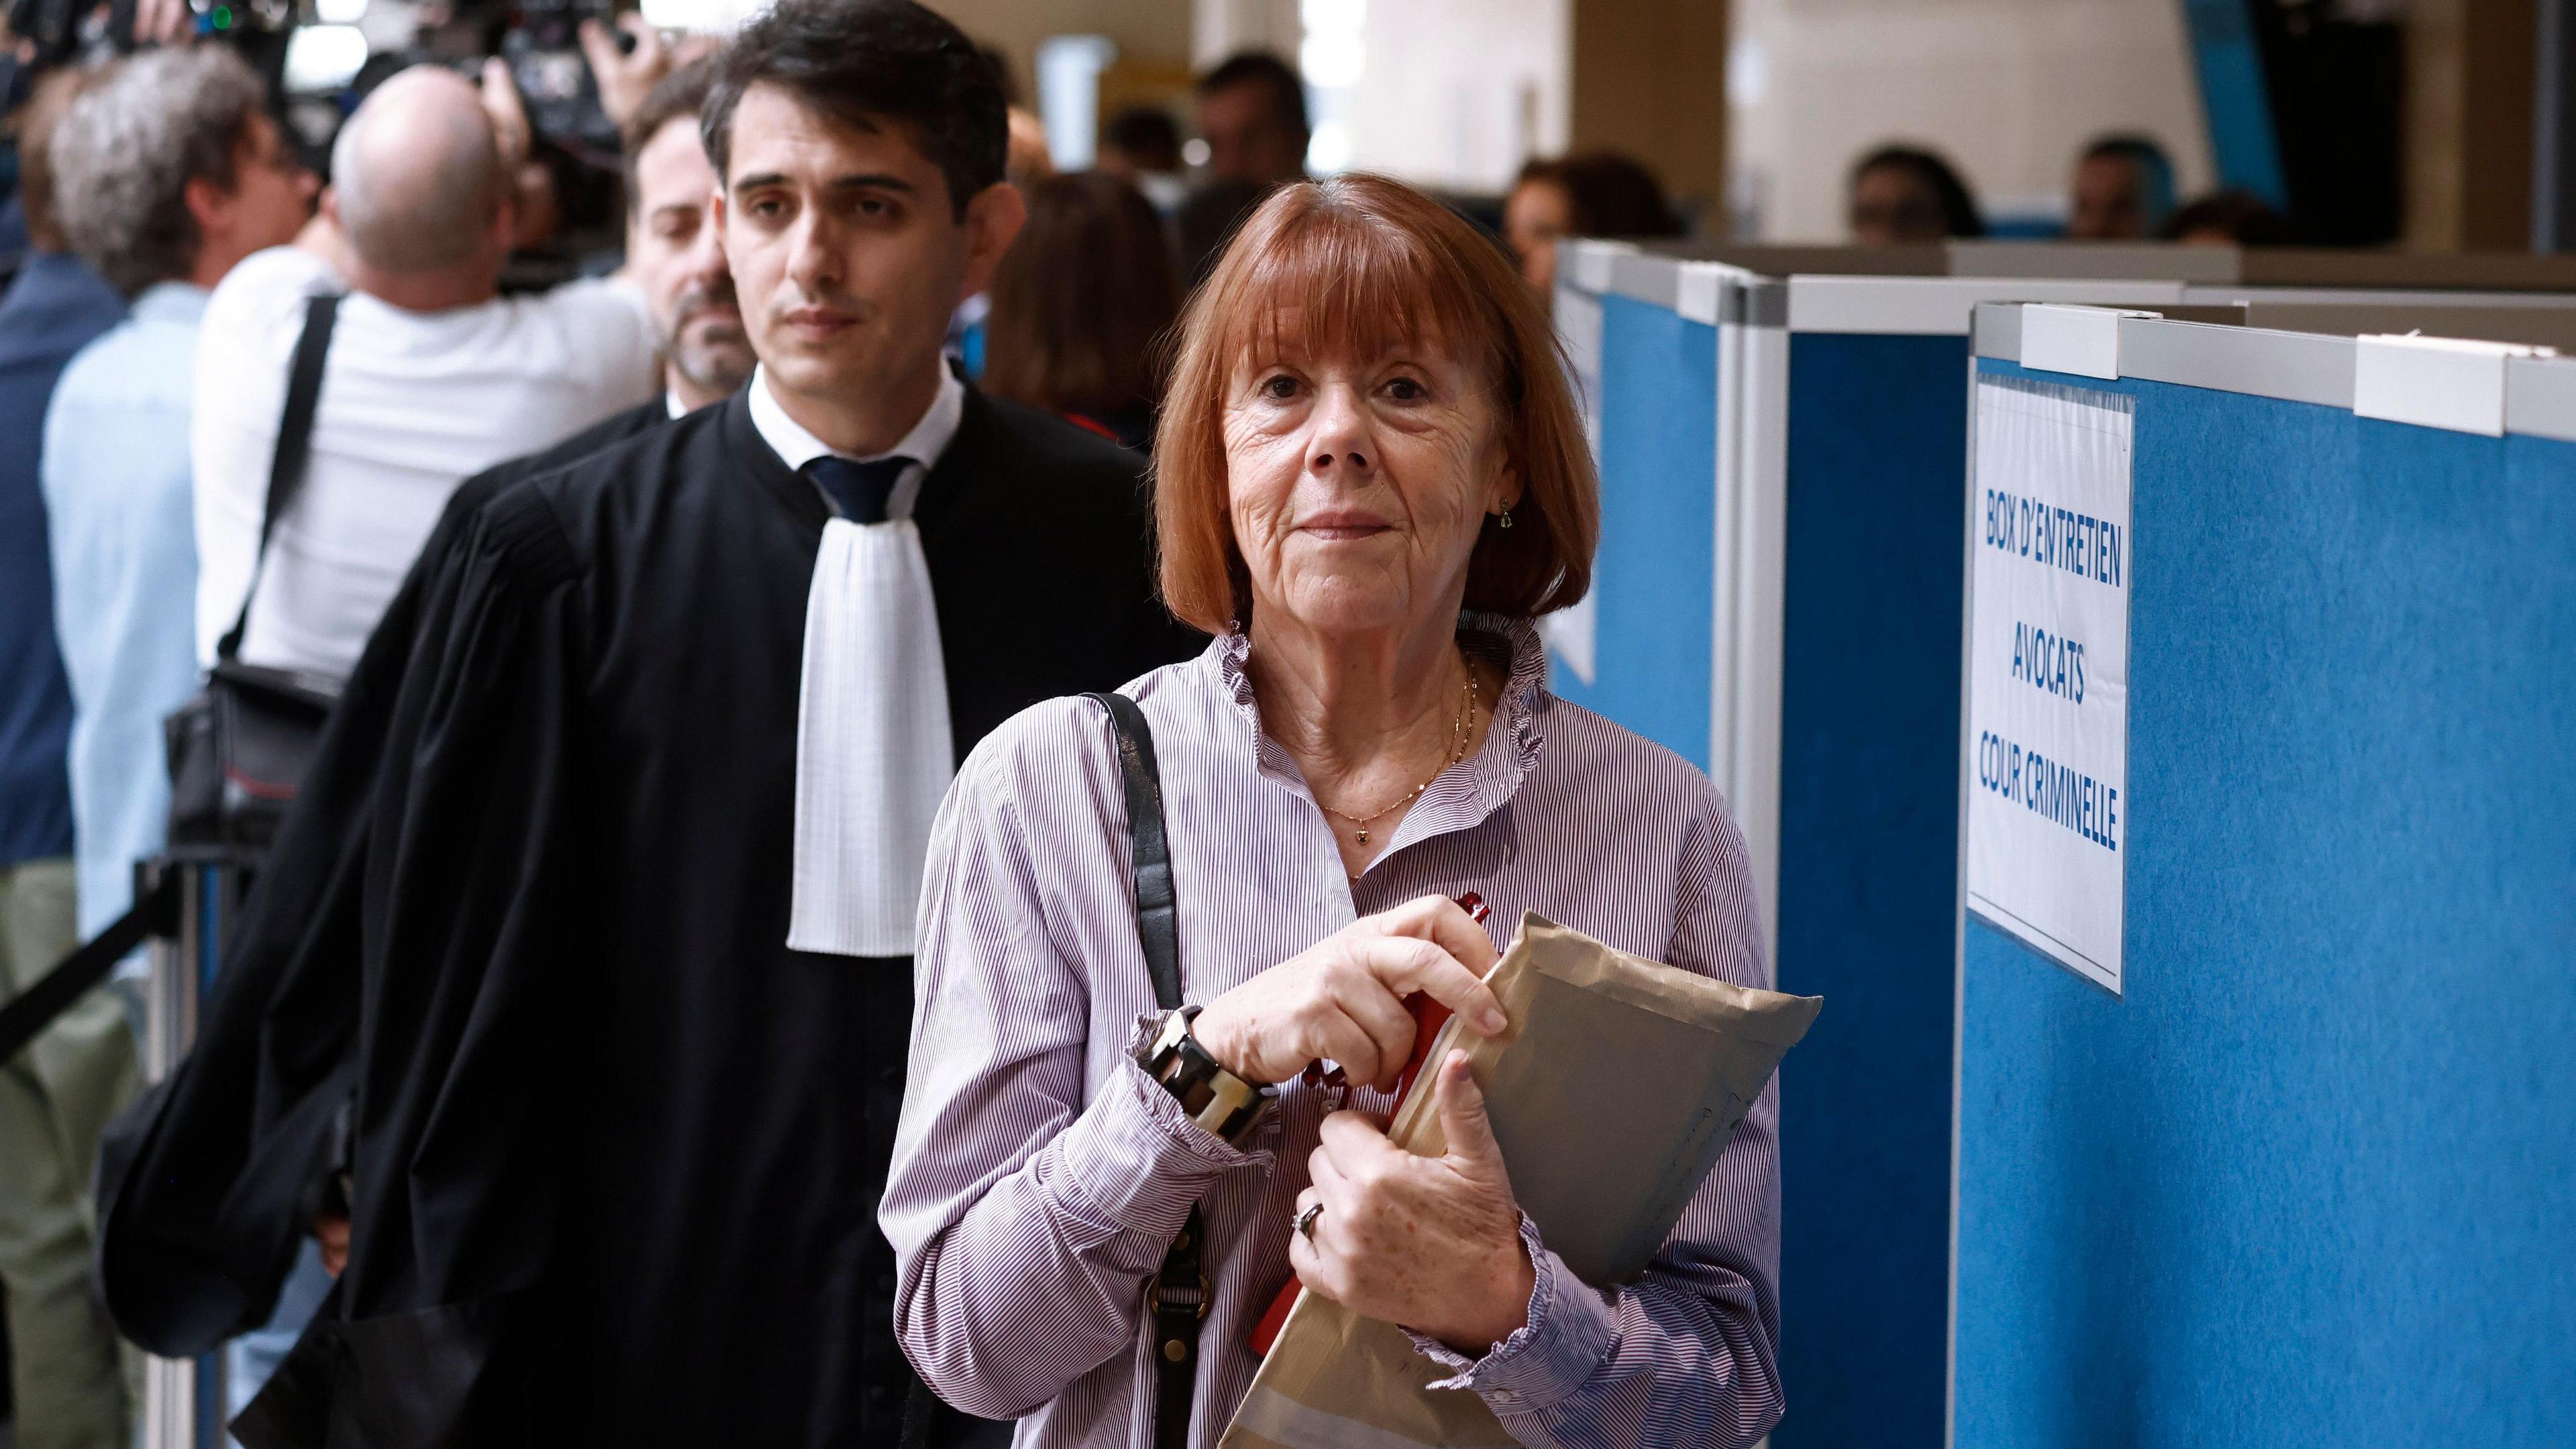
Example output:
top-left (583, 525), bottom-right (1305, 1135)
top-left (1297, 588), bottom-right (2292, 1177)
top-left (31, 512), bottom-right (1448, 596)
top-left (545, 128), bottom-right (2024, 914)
top-left (193, 61), bottom-right (658, 680)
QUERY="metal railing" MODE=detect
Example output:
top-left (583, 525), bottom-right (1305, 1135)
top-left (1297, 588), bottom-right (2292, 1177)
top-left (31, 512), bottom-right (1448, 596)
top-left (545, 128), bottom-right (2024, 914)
top-left (136, 849), bottom-right (252, 1449)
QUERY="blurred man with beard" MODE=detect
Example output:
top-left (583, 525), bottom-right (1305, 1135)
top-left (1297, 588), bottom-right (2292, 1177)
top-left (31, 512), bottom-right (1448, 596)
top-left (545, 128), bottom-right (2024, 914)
top-left (471, 56), bottom-right (753, 476)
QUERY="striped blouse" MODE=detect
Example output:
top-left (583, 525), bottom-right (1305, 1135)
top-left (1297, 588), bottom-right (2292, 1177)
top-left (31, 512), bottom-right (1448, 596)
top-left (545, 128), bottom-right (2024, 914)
top-left (882, 615), bottom-right (1786, 1448)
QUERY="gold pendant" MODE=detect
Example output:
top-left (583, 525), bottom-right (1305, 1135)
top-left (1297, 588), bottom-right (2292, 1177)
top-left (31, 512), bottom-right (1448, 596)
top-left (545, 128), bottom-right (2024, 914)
top-left (1355, 826), bottom-right (1369, 844)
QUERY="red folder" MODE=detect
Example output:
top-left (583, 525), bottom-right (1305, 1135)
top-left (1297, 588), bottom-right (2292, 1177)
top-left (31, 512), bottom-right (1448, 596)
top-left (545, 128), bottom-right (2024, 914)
top-left (1248, 895), bottom-right (1483, 1356)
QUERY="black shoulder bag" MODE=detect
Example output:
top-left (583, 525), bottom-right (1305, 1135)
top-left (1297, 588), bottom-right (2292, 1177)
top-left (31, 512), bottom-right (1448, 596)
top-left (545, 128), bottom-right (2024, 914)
top-left (898, 692), bottom-right (1206, 1449)
top-left (166, 292), bottom-right (345, 849)
top-left (1089, 690), bottom-right (1209, 1449)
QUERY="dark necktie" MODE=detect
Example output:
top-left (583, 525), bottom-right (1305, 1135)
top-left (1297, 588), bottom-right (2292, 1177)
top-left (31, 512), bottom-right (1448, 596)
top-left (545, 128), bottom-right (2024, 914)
top-left (801, 455), bottom-right (914, 525)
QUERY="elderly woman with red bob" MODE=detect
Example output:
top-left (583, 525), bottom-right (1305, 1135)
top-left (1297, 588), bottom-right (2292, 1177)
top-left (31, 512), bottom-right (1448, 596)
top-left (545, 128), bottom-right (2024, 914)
top-left (883, 176), bottom-right (1784, 1449)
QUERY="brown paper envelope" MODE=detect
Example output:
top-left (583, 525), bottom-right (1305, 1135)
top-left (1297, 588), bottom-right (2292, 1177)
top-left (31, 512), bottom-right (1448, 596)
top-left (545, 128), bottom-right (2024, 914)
top-left (1218, 914), bottom-right (1821, 1449)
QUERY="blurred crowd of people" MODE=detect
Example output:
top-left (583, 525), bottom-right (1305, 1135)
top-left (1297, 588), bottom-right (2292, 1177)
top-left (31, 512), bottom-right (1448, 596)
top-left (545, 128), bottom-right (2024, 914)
top-left (1846, 133), bottom-right (2292, 247)
top-left (0, 1), bottom-right (2291, 1442)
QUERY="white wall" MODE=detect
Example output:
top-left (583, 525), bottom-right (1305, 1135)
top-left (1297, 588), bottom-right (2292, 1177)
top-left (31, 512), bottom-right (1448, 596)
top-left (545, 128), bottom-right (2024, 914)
top-left (1728, 0), bottom-right (2215, 240)
top-left (1192, 0), bottom-right (1300, 66)
top-left (1189, 0), bottom-right (1568, 191)
top-left (936, 0), bottom-right (1197, 105)
top-left (1336, 0), bottom-right (1571, 191)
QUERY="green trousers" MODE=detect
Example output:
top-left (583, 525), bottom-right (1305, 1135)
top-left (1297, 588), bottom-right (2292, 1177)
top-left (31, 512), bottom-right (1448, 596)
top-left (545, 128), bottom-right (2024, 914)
top-left (0, 857), bottom-right (140, 1449)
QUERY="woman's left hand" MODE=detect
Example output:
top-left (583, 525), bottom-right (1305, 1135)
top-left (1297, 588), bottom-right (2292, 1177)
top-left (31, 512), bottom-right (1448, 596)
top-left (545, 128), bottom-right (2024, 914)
top-left (1288, 1050), bottom-right (1537, 1353)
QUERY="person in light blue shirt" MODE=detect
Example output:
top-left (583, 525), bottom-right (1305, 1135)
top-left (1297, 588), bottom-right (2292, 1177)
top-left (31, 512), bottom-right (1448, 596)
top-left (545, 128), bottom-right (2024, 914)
top-left (44, 48), bottom-right (316, 941)
top-left (44, 280), bottom-right (213, 945)
top-left (40, 44), bottom-right (316, 1431)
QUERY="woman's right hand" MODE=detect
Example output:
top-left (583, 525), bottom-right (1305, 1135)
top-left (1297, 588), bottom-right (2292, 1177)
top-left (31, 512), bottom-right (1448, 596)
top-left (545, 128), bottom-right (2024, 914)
top-left (1190, 895), bottom-right (1507, 1089)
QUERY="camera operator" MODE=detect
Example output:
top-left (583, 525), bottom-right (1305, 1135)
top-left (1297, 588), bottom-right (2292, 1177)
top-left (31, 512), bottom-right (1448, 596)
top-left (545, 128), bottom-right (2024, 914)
top-left (191, 56), bottom-right (659, 680)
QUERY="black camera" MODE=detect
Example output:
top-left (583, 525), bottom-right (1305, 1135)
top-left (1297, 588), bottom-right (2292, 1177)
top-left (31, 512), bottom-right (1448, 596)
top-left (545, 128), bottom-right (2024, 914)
top-left (500, 0), bottom-right (622, 152)
top-left (4, 0), bottom-right (302, 123)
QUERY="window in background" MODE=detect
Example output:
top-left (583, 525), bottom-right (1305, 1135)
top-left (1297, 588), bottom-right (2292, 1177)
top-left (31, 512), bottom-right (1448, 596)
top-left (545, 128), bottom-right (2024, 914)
top-left (1315, 0), bottom-right (1568, 193)
top-left (1299, 0), bottom-right (1363, 174)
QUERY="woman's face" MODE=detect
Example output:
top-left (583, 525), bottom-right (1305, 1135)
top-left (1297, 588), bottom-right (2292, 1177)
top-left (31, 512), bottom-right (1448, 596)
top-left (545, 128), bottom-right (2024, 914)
top-left (1222, 323), bottom-right (1516, 638)
top-left (1503, 178), bottom-right (1574, 297)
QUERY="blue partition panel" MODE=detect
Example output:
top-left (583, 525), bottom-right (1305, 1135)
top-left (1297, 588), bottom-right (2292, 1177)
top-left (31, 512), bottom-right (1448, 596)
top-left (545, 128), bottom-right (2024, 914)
top-left (1956, 362), bottom-right (2576, 1446)
top-left (1772, 332), bottom-right (1967, 1449)
top-left (1554, 293), bottom-right (1717, 768)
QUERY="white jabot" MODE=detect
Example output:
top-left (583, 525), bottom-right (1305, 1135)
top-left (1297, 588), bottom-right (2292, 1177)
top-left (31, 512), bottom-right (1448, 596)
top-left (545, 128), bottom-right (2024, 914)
top-left (752, 364), bottom-right (965, 958)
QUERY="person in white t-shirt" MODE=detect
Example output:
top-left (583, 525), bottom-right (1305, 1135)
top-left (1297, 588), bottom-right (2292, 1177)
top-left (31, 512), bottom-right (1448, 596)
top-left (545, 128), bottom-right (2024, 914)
top-left (193, 61), bottom-right (659, 678)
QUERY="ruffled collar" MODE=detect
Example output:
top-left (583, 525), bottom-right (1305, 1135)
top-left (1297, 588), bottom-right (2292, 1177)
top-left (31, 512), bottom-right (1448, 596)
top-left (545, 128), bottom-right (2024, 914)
top-left (1202, 611), bottom-right (1552, 870)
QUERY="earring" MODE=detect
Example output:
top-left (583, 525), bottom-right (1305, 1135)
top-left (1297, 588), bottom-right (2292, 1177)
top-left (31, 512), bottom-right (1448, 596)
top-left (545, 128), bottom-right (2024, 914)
top-left (1497, 506), bottom-right (1515, 529)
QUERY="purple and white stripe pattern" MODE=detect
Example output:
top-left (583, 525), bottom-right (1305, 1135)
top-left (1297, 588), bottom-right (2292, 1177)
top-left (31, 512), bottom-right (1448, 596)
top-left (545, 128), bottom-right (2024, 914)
top-left (883, 615), bottom-right (1785, 1448)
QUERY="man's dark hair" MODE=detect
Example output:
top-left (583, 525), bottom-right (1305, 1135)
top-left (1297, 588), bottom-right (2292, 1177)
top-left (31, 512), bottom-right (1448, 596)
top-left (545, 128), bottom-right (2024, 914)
top-left (2163, 187), bottom-right (2294, 245)
top-left (974, 43), bottom-right (1020, 109)
top-left (1104, 105), bottom-right (1181, 172)
top-left (1851, 144), bottom-right (1986, 239)
top-left (1195, 50), bottom-right (1307, 138)
top-left (1517, 152), bottom-right (1684, 239)
top-left (2080, 132), bottom-right (2176, 225)
top-left (701, 0), bottom-right (1006, 219)
top-left (2083, 133), bottom-right (2172, 173)
top-left (624, 55), bottom-right (721, 213)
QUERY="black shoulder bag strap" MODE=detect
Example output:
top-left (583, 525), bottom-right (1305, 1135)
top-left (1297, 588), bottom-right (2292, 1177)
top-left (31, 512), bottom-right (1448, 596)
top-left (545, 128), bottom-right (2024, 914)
top-left (0, 873), bottom-right (176, 1065)
top-left (216, 292), bottom-right (340, 662)
top-left (1086, 690), bottom-right (1205, 1449)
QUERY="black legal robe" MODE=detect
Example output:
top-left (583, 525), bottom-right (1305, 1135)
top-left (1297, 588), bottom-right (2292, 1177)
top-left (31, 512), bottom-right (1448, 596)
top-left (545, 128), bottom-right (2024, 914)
top-left (96, 396), bottom-right (679, 1355)
top-left (313, 387), bottom-right (1195, 1446)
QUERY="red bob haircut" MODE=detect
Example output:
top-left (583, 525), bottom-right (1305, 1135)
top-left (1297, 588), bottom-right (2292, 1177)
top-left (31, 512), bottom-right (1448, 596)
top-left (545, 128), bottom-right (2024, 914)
top-left (1153, 174), bottom-right (1599, 635)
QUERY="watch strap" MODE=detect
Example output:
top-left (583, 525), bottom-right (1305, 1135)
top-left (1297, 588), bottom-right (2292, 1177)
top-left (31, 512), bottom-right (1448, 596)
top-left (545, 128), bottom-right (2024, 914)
top-left (1141, 1008), bottom-right (1269, 1145)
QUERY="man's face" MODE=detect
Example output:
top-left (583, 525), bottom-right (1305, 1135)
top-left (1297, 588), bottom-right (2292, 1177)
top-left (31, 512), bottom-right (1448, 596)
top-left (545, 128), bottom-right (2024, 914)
top-left (2068, 154), bottom-right (2146, 240)
top-left (1197, 80), bottom-right (1305, 185)
top-left (628, 115), bottom-right (751, 398)
top-left (717, 83), bottom-right (998, 407)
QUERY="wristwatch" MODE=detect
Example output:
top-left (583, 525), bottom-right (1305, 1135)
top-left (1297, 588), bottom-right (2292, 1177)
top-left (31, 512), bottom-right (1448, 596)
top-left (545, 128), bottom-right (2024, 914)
top-left (1134, 1006), bottom-right (1271, 1146)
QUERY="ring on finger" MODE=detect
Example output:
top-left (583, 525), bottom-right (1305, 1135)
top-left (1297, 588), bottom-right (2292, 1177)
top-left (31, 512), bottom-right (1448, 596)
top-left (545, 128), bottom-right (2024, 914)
top-left (1294, 1201), bottom-right (1324, 1242)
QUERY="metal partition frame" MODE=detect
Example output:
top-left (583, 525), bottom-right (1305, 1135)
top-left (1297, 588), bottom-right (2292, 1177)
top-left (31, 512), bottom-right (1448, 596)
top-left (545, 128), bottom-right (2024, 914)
top-left (1972, 301), bottom-right (2576, 435)
top-left (1644, 237), bottom-right (2576, 292)
top-left (138, 852), bottom-right (251, 1449)
top-left (1558, 241), bottom-right (1786, 963)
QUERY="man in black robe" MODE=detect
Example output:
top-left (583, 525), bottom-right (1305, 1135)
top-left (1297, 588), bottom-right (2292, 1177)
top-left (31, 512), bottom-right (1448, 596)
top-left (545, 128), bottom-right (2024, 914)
top-left (93, 52), bottom-right (759, 1389)
top-left (227, 3), bottom-right (1195, 1444)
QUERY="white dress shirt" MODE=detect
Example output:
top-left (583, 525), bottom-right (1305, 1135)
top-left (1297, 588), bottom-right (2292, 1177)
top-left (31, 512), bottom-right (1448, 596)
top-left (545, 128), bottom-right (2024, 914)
top-left (745, 360), bottom-right (964, 515)
top-left (193, 246), bottom-right (659, 676)
top-left (749, 364), bottom-right (966, 959)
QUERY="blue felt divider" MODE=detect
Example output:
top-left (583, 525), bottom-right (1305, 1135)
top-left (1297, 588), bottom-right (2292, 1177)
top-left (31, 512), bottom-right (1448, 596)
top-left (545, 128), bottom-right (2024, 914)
top-left (1770, 332), bottom-right (1968, 1449)
top-left (1955, 361), bottom-right (2576, 1447)
top-left (1552, 294), bottom-right (1717, 769)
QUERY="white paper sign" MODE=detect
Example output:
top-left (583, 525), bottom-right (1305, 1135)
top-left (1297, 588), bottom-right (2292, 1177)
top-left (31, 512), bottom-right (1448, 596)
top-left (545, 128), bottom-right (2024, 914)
top-left (1966, 376), bottom-right (2133, 993)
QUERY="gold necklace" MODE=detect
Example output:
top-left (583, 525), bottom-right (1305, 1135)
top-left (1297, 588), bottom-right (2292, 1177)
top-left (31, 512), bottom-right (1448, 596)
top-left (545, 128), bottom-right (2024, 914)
top-left (1316, 656), bottom-right (1479, 847)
